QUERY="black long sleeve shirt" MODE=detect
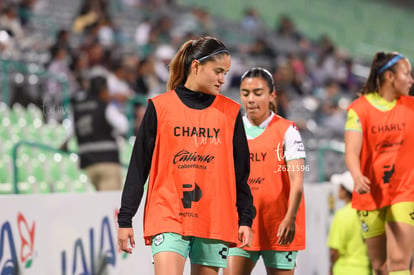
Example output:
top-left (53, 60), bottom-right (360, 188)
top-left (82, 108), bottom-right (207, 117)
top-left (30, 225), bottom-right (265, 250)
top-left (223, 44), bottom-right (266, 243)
top-left (118, 85), bottom-right (254, 228)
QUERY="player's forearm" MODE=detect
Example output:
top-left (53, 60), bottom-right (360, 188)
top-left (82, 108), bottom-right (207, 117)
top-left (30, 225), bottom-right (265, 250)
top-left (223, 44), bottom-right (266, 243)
top-left (285, 159), bottom-right (304, 221)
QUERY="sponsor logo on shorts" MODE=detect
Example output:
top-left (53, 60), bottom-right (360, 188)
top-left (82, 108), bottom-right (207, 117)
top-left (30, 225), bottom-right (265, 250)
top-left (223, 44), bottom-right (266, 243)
top-left (410, 212), bottom-right (414, 220)
top-left (285, 252), bottom-right (293, 262)
top-left (218, 247), bottom-right (228, 259)
top-left (153, 234), bottom-right (164, 246)
top-left (361, 221), bottom-right (369, 232)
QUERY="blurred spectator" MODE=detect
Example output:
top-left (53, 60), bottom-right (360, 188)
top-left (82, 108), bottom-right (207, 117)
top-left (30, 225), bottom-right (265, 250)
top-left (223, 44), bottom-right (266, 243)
top-left (276, 15), bottom-right (303, 42)
top-left (0, 29), bottom-right (20, 59)
top-left (338, 57), bottom-right (360, 93)
top-left (151, 15), bottom-right (174, 45)
top-left (309, 34), bottom-right (338, 86)
top-left (126, 0), bottom-right (173, 9)
top-left (0, 4), bottom-right (25, 43)
top-left (107, 59), bottom-right (134, 112)
top-left (270, 15), bottom-right (305, 55)
top-left (275, 88), bottom-right (290, 119)
top-left (274, 61), bottom-right (304, 97)
top-left (135, 16), bottom-right (175, 57)
top-left (86, 41), bottom-right (110, 77)
top-left (172, 7), bottom-right (215, 41)
top-left (96, 16), bottom-right (116, 49)
top-left (194, 8), bottom-right (215, 36)
top-left (240, 6), bottom-right (265, 34)
top-left (134, 56), bottom-right (162, 96)
top-left (314, 79), bottom-right (347, 137)
top-left (72, 1), bottom-right (99, 33)
top-left (246, 37), bottom-right (276, 59)
top-left (288, 53), bottom-right (306, 78)
top-left (17, 0), bottom-right (37, 27)
top-left (134, 16), bottom-right (151, 46)
top-left (45, 44), bottom-right (77, 121)
top-left (63, 76), bottom-right (128, 191)
top-left (53, 29), bottom-right (73, 57)
top-left (328, 171), bottom-right (372, 275)
top-left (153, 43), bottom-right (175, 88)
top-left (121, 0), bottom-right (140, 8)
top-left (131, 56), bottom-right (162, 129)
top-left (69, 50), bottom-right (90, 93)
top-left (287, 52), bottom-right (313, 94)
top-left (72, 0), bottom-right (110, 33)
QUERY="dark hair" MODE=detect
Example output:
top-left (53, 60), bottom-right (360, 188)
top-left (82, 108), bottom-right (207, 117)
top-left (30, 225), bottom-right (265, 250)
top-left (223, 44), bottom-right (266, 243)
top-left (241, 67), bottom-right (277, 113)
top-left (167, 36), bottom-right (229, 91)
top-left (77, 1), bottom-right (91, 16)
top-left (111, 58), bottom-right (124, 72)
top-left (89, 76), bottom-right (107, 97)
top-left (57, 29), bottom-right (68, 40)
top-left (69, 52), bottom-right (81, 72)
top-left (50, 45), bottom-right (66, 59)
top-left (361, 51), bottom-right (404, 94)
top-left (340, 185), bottom-right (353, 199)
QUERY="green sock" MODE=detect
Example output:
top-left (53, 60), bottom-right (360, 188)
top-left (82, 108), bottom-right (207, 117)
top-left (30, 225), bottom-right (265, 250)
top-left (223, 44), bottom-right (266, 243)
top-left (389, 271), bottom-right (410, 275)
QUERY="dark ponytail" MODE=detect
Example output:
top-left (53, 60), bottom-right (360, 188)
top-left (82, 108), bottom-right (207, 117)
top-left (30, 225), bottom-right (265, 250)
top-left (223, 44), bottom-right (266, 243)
top-left (361, 51), bottom-right (403, 94)
top-left (167, 36), bottom-right (230, 91)
top-left (167, 40), bottom-right (193, 91)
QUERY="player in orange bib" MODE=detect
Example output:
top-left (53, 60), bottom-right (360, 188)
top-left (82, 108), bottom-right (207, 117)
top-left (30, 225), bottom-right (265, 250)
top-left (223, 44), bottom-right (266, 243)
top-left (345, 51), bottom-right (414, 275)
top-left (117, 36), bottom-right (254, 275)
top-left (223, 67), bottom-right (306, 275)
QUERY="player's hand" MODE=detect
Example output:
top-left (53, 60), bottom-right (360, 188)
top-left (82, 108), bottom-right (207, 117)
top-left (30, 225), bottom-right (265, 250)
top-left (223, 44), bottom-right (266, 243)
top-left (354, 174), bottom-right (371, 194)
top-left (238, 225), bottom-right (252, 248)
top-left (118, 227), bottom-right (135, 254)
top-left (277, 217), bottom-right (295, 245)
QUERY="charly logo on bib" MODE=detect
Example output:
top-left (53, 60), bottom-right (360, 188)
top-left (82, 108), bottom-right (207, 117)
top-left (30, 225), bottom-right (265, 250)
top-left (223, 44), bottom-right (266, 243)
top-left (153, 234), bottom-right (164, 246)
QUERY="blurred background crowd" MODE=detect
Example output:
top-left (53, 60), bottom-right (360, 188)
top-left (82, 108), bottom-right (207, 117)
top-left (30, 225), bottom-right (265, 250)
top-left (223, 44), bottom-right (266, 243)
top-left (1, 0), bottom-right (413, 193)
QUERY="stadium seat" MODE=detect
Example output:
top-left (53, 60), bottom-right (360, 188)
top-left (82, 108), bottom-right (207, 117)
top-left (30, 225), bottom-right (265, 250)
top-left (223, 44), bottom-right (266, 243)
top-left (31, 162), bottom-right (46, 182)
top-left (0, 160), bottom-right (13, 194)
top-left (48, 155), bottom-right (63, 182)
top-left (0, 159), bottom-right (11, 180)
top-left (71, 180), bottom-right (87, 193)
top-left (0, 182), bottom-right (13, 194)
top-left (36, 181), bottom-right (51, 194)
top-left (17, 181), bottom-right (34, 194)
top-left (52, 180), bottom-right (68, 193)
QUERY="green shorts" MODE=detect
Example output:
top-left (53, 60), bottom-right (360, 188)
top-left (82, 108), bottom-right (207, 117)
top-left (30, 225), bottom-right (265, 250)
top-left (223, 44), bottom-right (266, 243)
top-left (357, 201), bottom-right (414, 239)
top-left (228, 248), bottom-right (298, 270)
top-left (151, 232), bottom-right (229, 268)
